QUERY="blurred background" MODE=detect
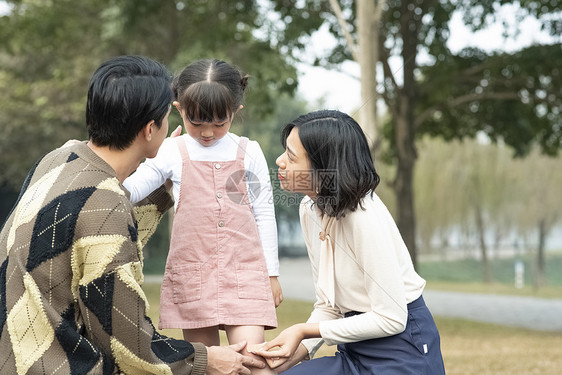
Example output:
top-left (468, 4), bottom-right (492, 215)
top-left (0, 0), bottom-right (561, 293)
top-left (2, 2), bottom-right (562, 373)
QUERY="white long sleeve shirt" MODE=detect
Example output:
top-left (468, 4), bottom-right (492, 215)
top-left (123, 133), bottom-right (279, 276)
top-left (299, 194), bottom-right (425, 357)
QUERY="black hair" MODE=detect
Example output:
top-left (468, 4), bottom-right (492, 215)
top-left (86, 55), bottom-right (173, 150)
top-left (172, 59), bottom-right (248, 123)
top-left (281, 110), bottom-right (380, 218)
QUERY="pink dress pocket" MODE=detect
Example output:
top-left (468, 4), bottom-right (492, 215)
top-left (235, 263), bottom-right (267, 300)
top-left (172, 263), bottom-right (202, 304)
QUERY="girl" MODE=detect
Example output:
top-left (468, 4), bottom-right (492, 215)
top-left (255, 110), bottom-right (446, 374)
top-left (124, 59), bottom-right (281, 374)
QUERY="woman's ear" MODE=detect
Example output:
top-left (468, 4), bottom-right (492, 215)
top-left (173, 101), bottom-right (182, 113)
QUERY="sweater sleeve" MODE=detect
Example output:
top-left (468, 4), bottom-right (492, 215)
top-left (73, 183), bottom-right (207, 374)
top-left (246, 141), bottom-right (279, 276)
top-left (317, 200), bottom-right (409, 345)
top-left (133, 184), bottom-right (174, 248)
top-left (298, 199), bottom-right (341, 358)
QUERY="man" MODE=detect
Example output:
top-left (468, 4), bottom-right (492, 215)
top-left (0, 55), bottom-right (265, 375)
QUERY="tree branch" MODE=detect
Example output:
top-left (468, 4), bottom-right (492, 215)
top-left (379, 42), bottom-right (400, 117)
top-left (415, 91), bottom-right (521, 128)
top-left (373, 0), bottom-right (387, 24)
top-left (329, 0), bottom-right (359, 61)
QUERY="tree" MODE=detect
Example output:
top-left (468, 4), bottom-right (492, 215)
top-left (327, 0), bottom-right (386, 147)
top-left (459, 140), bottom-right (515, 283)
top-left (414, 137), bottom-right (470, 258)
top-left (512, 148), bottom-right (562, 288)
top-left (269, 0), bottom-right (562, 268)
top-left (0, 0), bottom-right (299, 190)
top-left (414, 135), bottom-right (562, 285)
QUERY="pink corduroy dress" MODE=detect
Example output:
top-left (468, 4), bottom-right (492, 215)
top-left (158, 137), bottom-right (277, 330)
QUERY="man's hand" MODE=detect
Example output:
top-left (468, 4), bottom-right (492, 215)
top-left (206, 341), bottom-right (266, 375)
top-left (269, 277), bottom-right (283, 307)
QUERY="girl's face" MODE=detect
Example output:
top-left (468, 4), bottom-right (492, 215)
top-left (184, 117), bottom-right (232, 147)
top-left (174, 102), bottom-right (232, 147)
top-left (276, 127), bottom-right (316, 197)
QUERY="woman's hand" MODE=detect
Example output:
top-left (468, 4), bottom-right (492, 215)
top-left (269, 343), bottom-right (309, 373)
top-left (269, 277), bottom-right (284, 307)
top-left (252, 324), bottom-right (315, 369)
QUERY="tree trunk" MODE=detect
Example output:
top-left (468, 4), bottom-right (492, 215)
top-left (356, 0), bottom-right (380, 148)
top-left (392, 3), bottom-right (419, 268)
top-left (394, 138), bottom-right (417, 266)
top-left (474, 203), bottom-right (492, 283)
top-left (534, 219), bottom-right (547, 289)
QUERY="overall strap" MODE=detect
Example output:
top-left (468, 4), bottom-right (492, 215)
top-left (175, 136), bottom-right (191, 161)
top-left (235, 137), bottom-right (249, 163)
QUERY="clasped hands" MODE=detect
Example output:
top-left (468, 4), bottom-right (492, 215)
top-left (248, 324), bottom-right (312, 371)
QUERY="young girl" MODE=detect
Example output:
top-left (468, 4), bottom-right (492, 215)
top-left (123, 59), bottom-right (281, 373)
top-left (255, 110), bottom-right (446, 374)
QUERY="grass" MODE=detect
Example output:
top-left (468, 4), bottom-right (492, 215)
top-left (142, 282), bottom-right (562, 375)
top-left (425, 280), bottom-right (562, 299)
top-left (417, 251), bottom-right (562, 299)
top-left (418, 252), bottom-right (562, 284)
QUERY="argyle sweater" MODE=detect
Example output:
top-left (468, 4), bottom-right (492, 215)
top-left (0, 143), bottom-right (207, 374)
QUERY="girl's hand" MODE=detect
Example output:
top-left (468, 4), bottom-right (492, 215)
top-left (170, 125), bottom-right (182, 138)
top-left (269, 277), bottom-right (283, 307)
top-left (251, 324), bottom-right (308, 369)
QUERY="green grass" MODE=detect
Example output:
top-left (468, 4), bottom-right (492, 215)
top-left (418, 252), bottom-right (562, 285)
top-left (417, 252), bottom-right (562, 298)
top-left (424, 280), bottom-right (562, 299)
top-left (141, 284), bottom-right (562, 375)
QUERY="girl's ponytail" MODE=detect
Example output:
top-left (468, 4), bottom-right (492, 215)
top-left (240, 74), bottom-right (249, 91)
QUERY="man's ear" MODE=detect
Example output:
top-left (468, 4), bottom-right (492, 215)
top-left (141, 120), bottom-right (156, 142)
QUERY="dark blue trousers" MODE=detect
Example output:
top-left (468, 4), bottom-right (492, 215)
top-left (283, 296), bottom-right (446, 375)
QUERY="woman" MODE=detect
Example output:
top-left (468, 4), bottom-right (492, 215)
top-left (255, 110), bottom-right (446, 374)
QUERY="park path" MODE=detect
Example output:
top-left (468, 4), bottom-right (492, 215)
top-left (254, 257), bottom-right (562, 332)
top-left (145, 257), bottom-right (562, 332)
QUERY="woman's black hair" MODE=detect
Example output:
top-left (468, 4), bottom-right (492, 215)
top-left (86, 55), bottom-right (173, 150)
top-left (172, 59), bottom-right (248, 123)
top-left (281, 110), bottom-right (380, 218)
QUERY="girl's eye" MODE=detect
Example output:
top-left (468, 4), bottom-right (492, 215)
top-left (215, 123), bottom-right (225, 128)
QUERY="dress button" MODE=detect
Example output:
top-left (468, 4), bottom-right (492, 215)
top-left (218, 221), bottom-right (225, 227)
top-left (215, 163), bottom-right (221, 169)
top-left (217, 192), bottom-right (223, 198)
